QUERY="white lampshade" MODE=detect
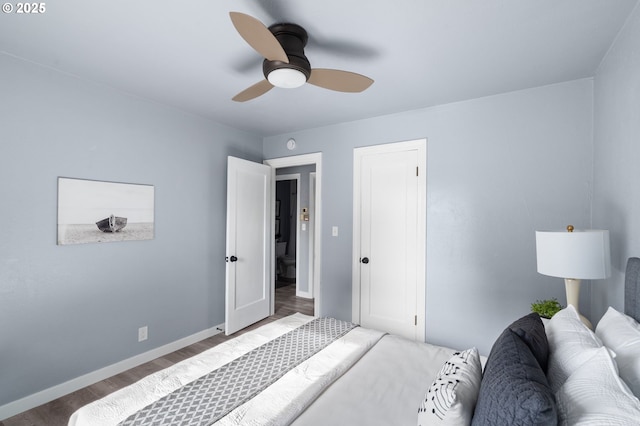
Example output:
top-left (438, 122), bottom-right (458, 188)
top-left (535, 229), bottom-right (611, 279)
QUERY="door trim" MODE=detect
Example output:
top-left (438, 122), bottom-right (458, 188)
top-left (264, 153), bottom-right (322, 317)
top-left (352, 139), bottom-right (427, 341)
top-left (308, 172), bottom-right (316, 300)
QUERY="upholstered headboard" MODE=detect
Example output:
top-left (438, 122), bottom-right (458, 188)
top-left (625, 257), bottom-right (640, 323)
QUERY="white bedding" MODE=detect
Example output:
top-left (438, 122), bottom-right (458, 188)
top-left (68, 314), bottom-right (386, 426)
top-left (217, 322), bottom-right (385, 425)
top-left (292, 334), bottom-right (457, 425)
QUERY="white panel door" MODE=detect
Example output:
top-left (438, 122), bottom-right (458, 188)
top-left (354, 140), bottom-right (426, 340)
top-left (225, 156), bottom-right (272, 335)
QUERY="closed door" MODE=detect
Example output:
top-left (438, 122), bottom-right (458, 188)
top-left (225, 156), bottom-right (272, 335)
top-left (353, 140), bottom-right (426, 340)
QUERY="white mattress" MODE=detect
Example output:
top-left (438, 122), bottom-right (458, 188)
top-left (292, 334), bottom-right (457, 425)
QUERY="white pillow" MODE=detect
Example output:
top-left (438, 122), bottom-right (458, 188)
top-left (417, 347), bottom-right (482, 426)
top-left (596, 306), bottom-right (640, 397)
top-left (556, 346), bottom-right (640, 425)
top-left (546, 305), bottom-right (603, 392)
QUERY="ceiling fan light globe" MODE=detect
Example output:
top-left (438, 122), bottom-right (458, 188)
top-left (267, 68), bottom-right (307, 88)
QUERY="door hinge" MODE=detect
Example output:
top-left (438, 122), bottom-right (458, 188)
top-left (416, 166), bottom-right (419, 176)
top-left (414, 315), bottom-right (417, 326)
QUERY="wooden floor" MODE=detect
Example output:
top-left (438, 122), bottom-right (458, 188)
top-left (1, 284), bottom-right (313, 426)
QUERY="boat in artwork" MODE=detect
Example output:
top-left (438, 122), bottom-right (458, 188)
top-left (96, 214), bottom-right (127, 233)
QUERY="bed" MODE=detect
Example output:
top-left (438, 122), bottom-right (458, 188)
top-left (69, 258), bottom-right (640, 425)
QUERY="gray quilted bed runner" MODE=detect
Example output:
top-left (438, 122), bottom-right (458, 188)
top-left (119, 317), bottom-right (357, 426)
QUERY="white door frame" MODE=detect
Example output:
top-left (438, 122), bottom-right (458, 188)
top-left (275, 173), bottom-right (301, 295)
top-left (308, 172), bottom-right (316, 300)
top-left (352, 139), bottom-right (427, 340)
top-left (265, 153), bottom-right (322, 317)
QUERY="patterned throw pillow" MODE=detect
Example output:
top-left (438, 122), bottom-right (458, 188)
top-left (418, 347), bottom-right (482, 425)
top-left (471, 328), bottom-right (557, 426)
top-left (508, 312), bottom-right (549, 372)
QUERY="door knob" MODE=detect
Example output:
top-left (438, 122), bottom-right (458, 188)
top-left (229, 255), bottom-right (238, 262)
top-left (361, 257), bottom-right (369, 264)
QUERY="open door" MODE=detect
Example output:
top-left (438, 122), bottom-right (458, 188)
top-left (225, 156), bottom-right (272, 335)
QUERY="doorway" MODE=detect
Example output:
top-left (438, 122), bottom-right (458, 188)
top-left (265, 153), bottom-right (322, 317)
top-left (275, 174), bottom-right (299, 289)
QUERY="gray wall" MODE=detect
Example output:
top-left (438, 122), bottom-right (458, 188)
top-left (592, 5), bottom-right (640, 320)
top-left (0, 54), bottom-right (262, 406)
top-left (264, 79), bottom-right (594, 355)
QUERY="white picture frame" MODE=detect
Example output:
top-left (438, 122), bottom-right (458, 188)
top-left (57, 177), bottom-right (155, 245)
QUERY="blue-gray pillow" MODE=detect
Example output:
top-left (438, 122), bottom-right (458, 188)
top-left (471, 328), bottom-right (557, 426)
top-left (509, 312), bottom-right (549, 372)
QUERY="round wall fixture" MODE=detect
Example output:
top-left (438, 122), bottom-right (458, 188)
top-left (287, 138), bottom-right (296, 150)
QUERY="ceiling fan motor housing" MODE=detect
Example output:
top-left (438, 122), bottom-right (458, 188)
top-left (263, 23), bottom-right (311, 81)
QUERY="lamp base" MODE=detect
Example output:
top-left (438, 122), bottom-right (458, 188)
top-left (565, 278), bottom-right (592, 329)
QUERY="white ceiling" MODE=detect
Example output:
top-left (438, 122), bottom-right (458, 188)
top-left (1, 0), bottom-right (637, 136)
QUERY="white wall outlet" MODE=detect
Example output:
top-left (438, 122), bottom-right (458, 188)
top-left (332, 226), bottom-right (339, 237)
top-left (138, 326), bottom-right (148, 342)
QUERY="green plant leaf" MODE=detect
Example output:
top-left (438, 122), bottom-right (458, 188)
top-left (531, 298), bottom-right (564, 319)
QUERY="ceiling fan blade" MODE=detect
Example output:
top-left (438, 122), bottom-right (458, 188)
top-left (307, 69), bottom-right (374, 93)
top-left (232, 80), bottom-right (274, 102)
top-left (229, 12), bottom-right (289, 63)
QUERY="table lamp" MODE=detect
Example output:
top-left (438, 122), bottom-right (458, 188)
top-left (535, 225), bottom-right (611, 328)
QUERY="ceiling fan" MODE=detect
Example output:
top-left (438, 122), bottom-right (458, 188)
top-left (229, 12), bottom-right (374, 102)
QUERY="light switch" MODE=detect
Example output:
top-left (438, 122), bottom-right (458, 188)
top-left (302, 223), bottom-right (307, 231)
top-left (332, 226), bottom-right (339, 237)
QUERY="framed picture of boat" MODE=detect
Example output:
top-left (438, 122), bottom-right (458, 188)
top-left (57, 177), bottom-right (155, 245)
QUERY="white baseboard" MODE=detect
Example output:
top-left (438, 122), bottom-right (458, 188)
top-left (0, 322), bottom-right (225, 421)
top-left (296, 289), bottom-right (313, 299)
